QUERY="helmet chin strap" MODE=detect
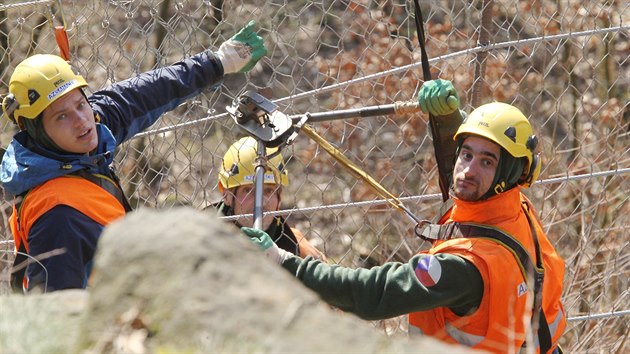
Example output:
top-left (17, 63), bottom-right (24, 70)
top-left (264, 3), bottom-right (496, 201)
top-left (481, 148), bottom-right (526, 200)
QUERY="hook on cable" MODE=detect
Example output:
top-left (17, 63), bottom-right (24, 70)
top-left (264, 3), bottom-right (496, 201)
top-left (46, 0), bottom-right (72, 60)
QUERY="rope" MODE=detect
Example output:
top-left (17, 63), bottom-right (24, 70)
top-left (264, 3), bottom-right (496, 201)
top-left (299, 124), bottom-right (424, 225)
top-left (412, 0), bottom-right (451, 202)
top-left (131, 24), bottom-right (630, 140)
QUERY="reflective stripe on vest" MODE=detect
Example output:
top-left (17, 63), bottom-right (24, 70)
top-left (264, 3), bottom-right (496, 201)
top-left (409, 197), bottom-right (566, 353)
top-left (445, 322), bottom-right (485, 347)
top-left (407, 322), bottom-right (484, 347)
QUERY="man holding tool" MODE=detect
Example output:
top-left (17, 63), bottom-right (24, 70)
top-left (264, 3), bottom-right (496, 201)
top-left (243, 79), bottom-right (566, 354)
top-left (2, 21), bottom-right (266, 292)
top-left (209, 136), bottom-right (325, 260)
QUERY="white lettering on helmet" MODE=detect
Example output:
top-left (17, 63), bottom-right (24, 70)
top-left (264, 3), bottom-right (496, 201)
top-left (47, 79), bottom-right (77, 101)
top-left (243, 174), bottom-right (276, 182)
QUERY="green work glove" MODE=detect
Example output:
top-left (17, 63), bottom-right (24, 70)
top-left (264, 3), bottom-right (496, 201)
top-left (241, 227), bottom-right (291, 264)
top-left (217, 20), bottom-right (267, 74)
top-left (417, 79), bottom-right (460, 116)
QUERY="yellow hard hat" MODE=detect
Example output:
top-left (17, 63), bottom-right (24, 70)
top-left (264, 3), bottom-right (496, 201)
top-left (218, 136), bottom-right (289, 192)
top-left (454, 102), bottom-right (541, 187)
top-left (2, 54), bottom-right (88, 127)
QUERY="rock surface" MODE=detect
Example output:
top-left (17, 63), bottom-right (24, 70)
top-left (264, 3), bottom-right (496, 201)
top-left (0, 289), bottom-right (87, 352)
top-left (0, 207), bottom-right (480, 353)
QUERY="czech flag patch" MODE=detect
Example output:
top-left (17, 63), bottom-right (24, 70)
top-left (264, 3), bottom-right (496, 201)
top-left (415, 255), bottom-right (442, 287)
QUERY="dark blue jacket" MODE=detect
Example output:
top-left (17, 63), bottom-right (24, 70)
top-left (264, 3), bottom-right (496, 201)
top-left (1, 51), bottom-right (224, 291)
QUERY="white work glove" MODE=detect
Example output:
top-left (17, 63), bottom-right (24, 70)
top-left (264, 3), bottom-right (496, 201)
top-left (217, 20), bottom-right (267, 74)
top-left (241, 227), bottom-right (291, 265)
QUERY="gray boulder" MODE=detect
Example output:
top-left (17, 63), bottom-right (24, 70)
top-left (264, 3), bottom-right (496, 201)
top-left (0, 289), bottom-right (87, 352)
top-left (1, 207), bottom-right (479, 353)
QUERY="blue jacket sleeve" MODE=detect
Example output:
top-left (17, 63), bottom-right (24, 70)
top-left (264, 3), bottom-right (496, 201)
top-left (89, 50), bottom-right (225, 144)
top-left (26, 205), bottom-right (103, 291)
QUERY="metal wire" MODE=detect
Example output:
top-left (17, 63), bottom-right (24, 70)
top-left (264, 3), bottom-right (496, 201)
top-left (217, 167), bottom-right (630, 220)
top-left (0, 0), bottom-right (54, 11)
top-left (133, 25), bottom-right (630, 140)
top-left (567, 310), bottom-right (630, 322)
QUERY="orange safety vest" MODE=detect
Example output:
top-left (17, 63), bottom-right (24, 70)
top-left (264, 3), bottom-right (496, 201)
top-left (409, 188), bottom-right (566, 354)
top-left (10, 175), bottom-right (127, 254)
top-left (292, 227), bottom-right (327, 261)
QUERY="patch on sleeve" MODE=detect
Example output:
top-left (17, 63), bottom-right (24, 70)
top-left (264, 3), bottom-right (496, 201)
top-left (415, 255), bottom-right (442, 287)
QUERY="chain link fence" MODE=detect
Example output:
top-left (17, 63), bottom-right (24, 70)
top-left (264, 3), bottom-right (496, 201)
top-left (1, 0), bottom-right (628, 352)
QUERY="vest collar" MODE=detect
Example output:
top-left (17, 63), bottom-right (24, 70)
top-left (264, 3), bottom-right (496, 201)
top-left (449, 187), bottom-right (522, 225)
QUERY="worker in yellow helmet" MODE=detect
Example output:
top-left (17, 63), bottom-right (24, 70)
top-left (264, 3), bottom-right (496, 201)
top-left (244, 80), bottom-right (566, 354)
top-left (209, 136), bottom-right (325, 260)
top-left (2, 21), bottom-right (267, 292)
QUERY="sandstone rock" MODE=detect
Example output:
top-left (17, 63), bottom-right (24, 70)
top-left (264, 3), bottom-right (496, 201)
top-left (0, 207), bottom-right (479, 353)
top-left (0, 289), bottom-right (87, 353)
top-left (78, 207), bottom-right (477, 353)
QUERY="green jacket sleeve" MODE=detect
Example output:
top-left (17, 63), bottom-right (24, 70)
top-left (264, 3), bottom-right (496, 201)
top-left (281, 252), bottom-right (483, 320)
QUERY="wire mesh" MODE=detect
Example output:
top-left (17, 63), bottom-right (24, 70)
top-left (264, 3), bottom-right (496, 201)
top-left (1, 0), bottom-right (628, 352)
